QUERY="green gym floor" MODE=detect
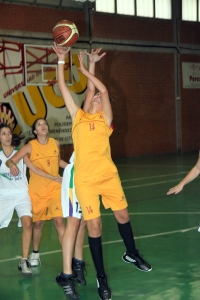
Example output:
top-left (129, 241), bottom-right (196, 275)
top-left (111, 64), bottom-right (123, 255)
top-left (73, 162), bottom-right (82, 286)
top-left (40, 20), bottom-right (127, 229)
top-left (1, 152), bottom-right (200, 300)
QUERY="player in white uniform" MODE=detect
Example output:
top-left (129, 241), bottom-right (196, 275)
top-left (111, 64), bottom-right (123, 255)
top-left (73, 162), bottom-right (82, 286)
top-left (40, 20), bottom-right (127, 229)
top-left (0, 123), bottom-right (61, 276)
top-left (61, 151), bottom-right (87, 288)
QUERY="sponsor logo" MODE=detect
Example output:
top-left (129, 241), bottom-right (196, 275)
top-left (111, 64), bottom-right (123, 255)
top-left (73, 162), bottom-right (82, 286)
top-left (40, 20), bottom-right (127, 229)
top-left (54, 206), bottom-right (60, 211)
top-left (189, 63), bottom-right (200, 73)
top-left (121, 196), bottom-right (125, 201)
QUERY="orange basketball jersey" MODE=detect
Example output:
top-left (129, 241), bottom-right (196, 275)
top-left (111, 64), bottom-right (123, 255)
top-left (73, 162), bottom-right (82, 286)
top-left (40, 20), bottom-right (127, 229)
top-left (72, 109), bottom-right (118, 182)
top-left (29, 137), bottom-right (59, 183)
top-left (28, 138), bottom-right (62, 221)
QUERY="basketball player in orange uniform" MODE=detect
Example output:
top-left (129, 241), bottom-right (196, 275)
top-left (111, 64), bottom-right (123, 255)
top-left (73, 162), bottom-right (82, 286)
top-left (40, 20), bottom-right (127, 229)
top-left (53, 44), bottom-right (152, 300)
top-left (55, 48), bottom-right (106, 300)
top-left (6, 118), bottom-right (67, 267)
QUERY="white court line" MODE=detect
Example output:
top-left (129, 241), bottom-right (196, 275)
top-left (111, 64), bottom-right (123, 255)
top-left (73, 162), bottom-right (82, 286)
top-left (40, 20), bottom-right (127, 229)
top-left (0, 226), bottom-right (197, 264)
top-left (100, 226), bottom-right (197, 245)
top-left (121, 172), bottom-right (188, 183)
top-left (117, 164), bottom-right (192, 168)
top-left (101, 212), bottom-right (200, 216)
top-left (123, 178), bottom-right (190, 189)
top-left (11, 173), bottom-right (193, 223)
top-left (11, 211), bottom-right (200, 223)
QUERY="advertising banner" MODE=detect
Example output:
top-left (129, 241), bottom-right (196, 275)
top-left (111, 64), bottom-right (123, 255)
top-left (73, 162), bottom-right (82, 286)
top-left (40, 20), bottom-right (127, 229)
top-left (0, 41), bottom-right (87, 145)
top-left (182, 62), bottom-right (200, 88)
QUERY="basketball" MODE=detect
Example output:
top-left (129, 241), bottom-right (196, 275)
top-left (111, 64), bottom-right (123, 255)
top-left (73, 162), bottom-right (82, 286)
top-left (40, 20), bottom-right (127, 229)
top-left (53, 20), bottom-right (79, 47)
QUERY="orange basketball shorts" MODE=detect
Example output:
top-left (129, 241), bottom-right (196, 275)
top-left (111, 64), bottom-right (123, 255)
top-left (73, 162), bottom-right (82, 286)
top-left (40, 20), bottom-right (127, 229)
top-left (29, 187), bottom-right (62, 222)
top-left (75, 173), bottom-right (128, 220)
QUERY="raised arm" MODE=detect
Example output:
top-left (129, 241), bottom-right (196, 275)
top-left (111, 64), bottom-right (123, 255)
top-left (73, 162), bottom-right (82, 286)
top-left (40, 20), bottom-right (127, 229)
top-left (167, 151), bottom-right (200, 195)
top-left (52, 43), bottom-right (79, 121)
top-left (78, 52), bottom-right (113, 126)
top-left (83, 48), bottom-right (106, 112)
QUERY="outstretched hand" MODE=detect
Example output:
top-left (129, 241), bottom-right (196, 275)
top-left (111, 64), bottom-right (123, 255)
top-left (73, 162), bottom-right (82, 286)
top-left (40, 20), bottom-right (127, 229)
top-left (78, 52), bottom-right (87, 74)
top-left (167, 183), bottom-right (183, 195)
top-left (52, 42), bottom-right (70, 61)
top-left (85, 48), bottom-right (106, 63)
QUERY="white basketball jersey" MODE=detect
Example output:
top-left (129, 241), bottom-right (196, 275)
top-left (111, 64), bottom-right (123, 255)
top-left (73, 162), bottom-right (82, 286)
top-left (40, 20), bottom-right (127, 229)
top-left (0, 148), bottom-right (28, 195)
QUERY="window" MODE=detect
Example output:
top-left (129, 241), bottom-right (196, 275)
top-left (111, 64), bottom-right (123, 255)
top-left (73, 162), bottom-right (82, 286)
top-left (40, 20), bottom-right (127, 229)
top-left (182, 0), bottom-right (199, 21)
top-left (155, 0), bottom-right (172, 19)
top-left (182, 0), bottom-right (200, 22)
top-left (137, 0), bottom-right (154, 18)
top-left (117, 0), bottom-right (135, 16)
top-left (95, 0), bottom-right (115, 13)
top-left (95, 0), bottom-right (172, 20)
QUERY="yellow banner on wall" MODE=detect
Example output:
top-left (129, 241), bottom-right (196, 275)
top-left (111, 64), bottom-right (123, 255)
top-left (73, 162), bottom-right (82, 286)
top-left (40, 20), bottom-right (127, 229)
top-left (0, 41), bottom-right (87, 145)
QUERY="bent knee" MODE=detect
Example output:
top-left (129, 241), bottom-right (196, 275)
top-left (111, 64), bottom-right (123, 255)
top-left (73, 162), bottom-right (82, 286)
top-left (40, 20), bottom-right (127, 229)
top-left (21, 216), bottom-right (32, 230)
top-left (113, 208), bottom-right (130, 223)
top-left (80, 219), bottom-right (87, 228)
top-left (53, 217), bottom-right (64, 228)
top-left (34, 221), bottom-right (43, 230)
top-left (87, 219), bottom-right (102, 237)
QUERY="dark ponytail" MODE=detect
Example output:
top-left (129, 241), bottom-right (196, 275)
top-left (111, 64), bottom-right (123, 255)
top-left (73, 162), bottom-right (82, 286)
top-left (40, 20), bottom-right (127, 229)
top-left (11, 133), bottom-right (25, 147)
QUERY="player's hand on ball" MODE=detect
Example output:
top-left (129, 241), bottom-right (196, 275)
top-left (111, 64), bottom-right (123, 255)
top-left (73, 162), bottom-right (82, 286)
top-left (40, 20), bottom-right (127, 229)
top-left (85, 48), bottom-right (106, 63)
top-left (52, 42), bottom-right (70, 60)
top-left (53, 20), bottom-right (79, 47)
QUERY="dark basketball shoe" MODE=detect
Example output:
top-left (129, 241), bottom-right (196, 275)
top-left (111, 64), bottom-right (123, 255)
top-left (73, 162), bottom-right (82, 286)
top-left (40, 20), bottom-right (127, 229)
top-left (72, 258), bottom-right (87, 286)
top-left (122, 250), bottom-right (152, 272)
top-left (97, 275), bottom-right (112, 300)
top-left (56, 273), bottom-right (80, 300)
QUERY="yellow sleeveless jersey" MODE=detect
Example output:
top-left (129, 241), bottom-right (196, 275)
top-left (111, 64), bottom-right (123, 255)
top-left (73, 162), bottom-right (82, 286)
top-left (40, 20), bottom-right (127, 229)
top-left (72, 109), bottom-right (118, 182)
top-left (28, 138), bottom-right (61, 198)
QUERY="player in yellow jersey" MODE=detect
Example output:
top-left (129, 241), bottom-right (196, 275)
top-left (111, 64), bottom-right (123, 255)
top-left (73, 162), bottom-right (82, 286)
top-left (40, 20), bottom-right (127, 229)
top-left (57, 48), bottom-right (106, 300)
top-left (6, 118), bottom-right (67, 267)
top-left (53, 44), bottom-right (152, 300)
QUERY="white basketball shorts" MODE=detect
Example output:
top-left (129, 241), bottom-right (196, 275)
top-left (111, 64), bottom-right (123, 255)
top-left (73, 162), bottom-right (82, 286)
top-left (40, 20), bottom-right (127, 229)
top-left (61, 161), bottom-right (82, 220)
top-left (0, 190), bottom-right (32, 229)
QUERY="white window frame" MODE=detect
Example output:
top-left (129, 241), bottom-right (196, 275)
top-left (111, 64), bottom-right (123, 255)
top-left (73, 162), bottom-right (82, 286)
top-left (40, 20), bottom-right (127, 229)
top-left (95, 0), bottom-right (172, 20)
